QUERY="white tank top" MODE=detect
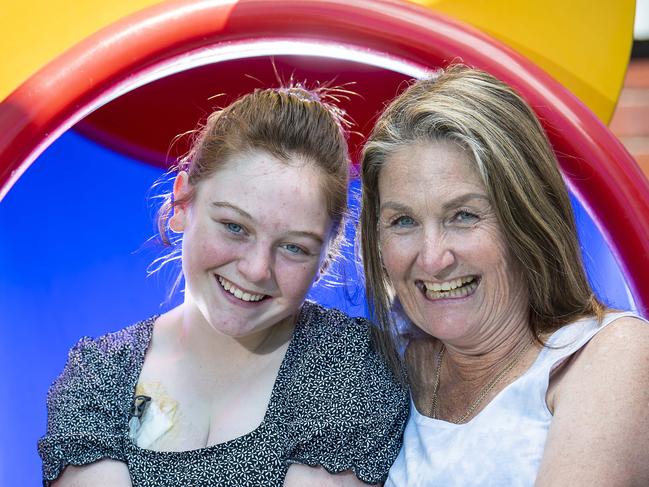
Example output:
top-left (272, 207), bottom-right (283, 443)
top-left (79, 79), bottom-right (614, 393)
top-left (386, 312), bottom-right (643, 487)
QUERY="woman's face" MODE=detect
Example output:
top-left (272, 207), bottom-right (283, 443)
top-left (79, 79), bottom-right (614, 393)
top-left (174, 150), bottom-right (333, 338)
top-left (377, 139), bottom-right (527, 345)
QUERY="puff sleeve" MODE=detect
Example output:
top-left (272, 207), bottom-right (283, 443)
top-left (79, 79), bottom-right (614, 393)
top-left (286, 307), bottom-right (409, 484)
top-left (38, 326), bottom-right (142, 485)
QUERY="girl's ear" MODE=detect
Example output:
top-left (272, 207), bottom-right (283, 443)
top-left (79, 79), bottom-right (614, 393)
top-left (316, 250), bottom-right (334, 281)
top-left (169, 171), bottom-right (190, 233)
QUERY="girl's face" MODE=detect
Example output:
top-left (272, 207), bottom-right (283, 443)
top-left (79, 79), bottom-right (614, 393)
top-left (173, 150), bottom-right (333, 338)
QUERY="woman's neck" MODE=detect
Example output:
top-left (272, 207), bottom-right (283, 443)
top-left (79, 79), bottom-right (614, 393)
top-left (439, 301), bottom-right (533, 381)
top-left (442, 327), bottom-right (534, 385)
top-left (406, 310), bottom-right (538, 419)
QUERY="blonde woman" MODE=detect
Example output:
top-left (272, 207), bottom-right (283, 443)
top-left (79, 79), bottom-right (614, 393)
top-left (360, 66), bottom-right (649, 486)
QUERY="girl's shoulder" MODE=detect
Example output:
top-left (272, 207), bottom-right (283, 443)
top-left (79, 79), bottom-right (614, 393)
top-left (40, 317), bottom-right (157, 483)
top-left (289, 301), bottom-right (407, 401)
top-left (48, 316), bottom-right (157, 406)
top-left (293, 301), bottom-right (382, 371)
top-left (297, 301), bottom-right (372, 342)
top-left (282, 303), bottom-right (409, 485)
top-left (68, 316), bottom-right (156, 369)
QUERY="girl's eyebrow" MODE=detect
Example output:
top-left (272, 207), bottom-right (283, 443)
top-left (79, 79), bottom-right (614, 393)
top-left (285, 231), bottom-right (325, 246)
top-left (211, 201), bottom-right (254, 221)
top-left (212, 201), bottom-right (325, 245)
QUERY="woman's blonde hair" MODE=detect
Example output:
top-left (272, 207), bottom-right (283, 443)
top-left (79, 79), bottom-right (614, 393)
top-left (361, 65), bottom-right (605, 372)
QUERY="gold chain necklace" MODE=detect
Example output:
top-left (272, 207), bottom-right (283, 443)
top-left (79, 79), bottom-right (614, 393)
top-left (429, 340), bottom-right (532, 424)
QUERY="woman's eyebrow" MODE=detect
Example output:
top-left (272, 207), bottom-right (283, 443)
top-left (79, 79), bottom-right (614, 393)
top-left (442, 193), bottom-right (489, 211)
top-left (379, 201), bottom-right (412, 214)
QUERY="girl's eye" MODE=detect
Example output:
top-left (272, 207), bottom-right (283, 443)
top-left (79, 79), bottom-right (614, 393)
top-left (453, 210), bottom-right (479, 224)
top-left (392, 215), bottom-right (416, 227)
top-left (225, 222), bottom-right (244, 234)
top-left (282, 243), bottom-right (307, 255)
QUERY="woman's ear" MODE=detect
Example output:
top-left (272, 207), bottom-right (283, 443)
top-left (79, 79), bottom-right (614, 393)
top-left (169, 171), bottom-right (190, 233)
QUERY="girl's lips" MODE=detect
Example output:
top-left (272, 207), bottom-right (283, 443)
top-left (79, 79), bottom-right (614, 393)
top-left (217, 275), bottom-right (267, 302)
top-left (215, 275), bottom-right (270, 307)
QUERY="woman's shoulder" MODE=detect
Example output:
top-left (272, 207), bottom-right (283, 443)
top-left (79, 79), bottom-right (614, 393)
top-left (552, 312), bottom-right (649, 403)
top-left (581, 313), bottom-right (649, 361)
top-left (541, 313), bottom-right (649, 484)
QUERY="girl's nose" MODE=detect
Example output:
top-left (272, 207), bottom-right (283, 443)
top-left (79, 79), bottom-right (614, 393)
top-left (237, 245), bottom-right (273, 284)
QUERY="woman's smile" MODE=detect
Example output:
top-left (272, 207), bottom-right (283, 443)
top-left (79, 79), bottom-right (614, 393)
top-left (417, 276), bottom-right (480, 301)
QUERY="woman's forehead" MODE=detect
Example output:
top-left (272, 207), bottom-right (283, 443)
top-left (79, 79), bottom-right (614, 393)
top-left (379, 141), bottom-right (485, 198)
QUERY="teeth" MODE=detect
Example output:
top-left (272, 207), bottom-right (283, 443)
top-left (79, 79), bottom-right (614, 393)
top-left (424, 276), bottom-right (475, 292)
top-left (217, 276), bottom-right (265, 302)
top-left (423, 277), bottom-right (478, 300)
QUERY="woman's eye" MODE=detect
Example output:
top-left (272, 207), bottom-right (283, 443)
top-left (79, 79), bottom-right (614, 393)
top-left (392, 215), bottom-right (416, 227)
top-left (453, 210), bottom-right (479, 224)
top-left (282, 243), bottom-right (307, 255)
top-left (225, 222), bottom-right (244, 234)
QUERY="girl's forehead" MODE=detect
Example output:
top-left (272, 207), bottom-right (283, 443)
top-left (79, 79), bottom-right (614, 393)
top-left (210, 150), bottom-right (317, 182)
top-left (195, 153), bottom-right (331, 227)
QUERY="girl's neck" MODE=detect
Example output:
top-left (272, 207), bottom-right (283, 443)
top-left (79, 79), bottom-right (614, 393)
top-left (157, 303), bottom-right (297, 370)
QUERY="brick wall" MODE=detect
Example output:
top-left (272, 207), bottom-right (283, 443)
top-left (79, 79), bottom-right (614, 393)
top-left (609, 59), bottom-right (649, 177)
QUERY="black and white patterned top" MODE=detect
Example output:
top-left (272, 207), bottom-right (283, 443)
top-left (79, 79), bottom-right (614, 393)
top-left (38, 301), bottom-right (409, 486)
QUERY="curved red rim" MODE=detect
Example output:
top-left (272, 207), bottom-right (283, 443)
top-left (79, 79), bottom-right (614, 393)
top-left (0, 0), bottom-right (647, 314)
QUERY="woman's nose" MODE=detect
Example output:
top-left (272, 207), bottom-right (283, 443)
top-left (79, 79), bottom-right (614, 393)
top-left (416, 231), bottom-right (455, 276)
